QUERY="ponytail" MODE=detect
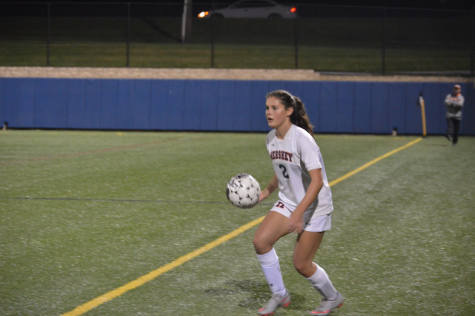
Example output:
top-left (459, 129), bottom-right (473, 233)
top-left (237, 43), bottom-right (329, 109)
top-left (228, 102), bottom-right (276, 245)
top-left (266, 90), bottom-right (314, 136)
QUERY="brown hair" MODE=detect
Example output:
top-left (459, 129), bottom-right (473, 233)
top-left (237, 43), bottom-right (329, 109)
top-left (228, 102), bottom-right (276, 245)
top-left (266, 90), bottom-right (314, 136)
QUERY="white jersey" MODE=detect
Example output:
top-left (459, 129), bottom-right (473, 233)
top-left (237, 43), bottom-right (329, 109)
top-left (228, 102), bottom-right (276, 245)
top-left (266, 124), bottom-right (333, 219)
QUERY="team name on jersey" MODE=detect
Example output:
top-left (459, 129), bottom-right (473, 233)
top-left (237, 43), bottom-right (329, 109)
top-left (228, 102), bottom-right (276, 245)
top-left (270, 150), bottom-right (293, 162)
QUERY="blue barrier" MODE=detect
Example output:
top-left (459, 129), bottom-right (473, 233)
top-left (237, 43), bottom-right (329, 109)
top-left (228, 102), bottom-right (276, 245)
top-left (0, 78), bottom-right (473, 135)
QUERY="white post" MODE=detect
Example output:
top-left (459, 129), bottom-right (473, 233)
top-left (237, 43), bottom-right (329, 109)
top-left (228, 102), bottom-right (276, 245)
top-left (182, 0), bottom-right (192, 43)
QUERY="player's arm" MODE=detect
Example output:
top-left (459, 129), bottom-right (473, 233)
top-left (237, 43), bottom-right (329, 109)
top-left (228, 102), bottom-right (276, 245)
top-left (452, 96), bottom-right (464, 108)
top-left (445, 94), bottom-right (451, 107)
top-left (258, 174), bottom-right (278, 203)
top-left (288, 168), bottom-right (324, 234)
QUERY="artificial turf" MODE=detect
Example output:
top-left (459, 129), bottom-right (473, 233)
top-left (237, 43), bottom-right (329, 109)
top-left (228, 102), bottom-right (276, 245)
top-left (0, 131), bottom-right (474, 315)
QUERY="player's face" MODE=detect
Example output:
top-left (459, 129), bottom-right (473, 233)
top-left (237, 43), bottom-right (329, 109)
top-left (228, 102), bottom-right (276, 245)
top-left (266, 97), bottom-right (293, 129)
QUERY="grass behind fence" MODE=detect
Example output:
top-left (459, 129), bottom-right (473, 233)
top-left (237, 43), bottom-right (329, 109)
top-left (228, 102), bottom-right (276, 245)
top-left (0, 41), bottom-right (471, 72)
top-left (0, 16), bottom-right (472, 72)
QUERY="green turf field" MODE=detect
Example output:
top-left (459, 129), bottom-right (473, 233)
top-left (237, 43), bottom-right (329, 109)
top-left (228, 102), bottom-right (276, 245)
top-left (0, 131), bottom-right (474, 316)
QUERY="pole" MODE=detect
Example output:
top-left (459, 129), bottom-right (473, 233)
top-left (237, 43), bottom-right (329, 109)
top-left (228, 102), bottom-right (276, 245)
top-left (182, 0), bottom-right (192, 43)
top-left (211, 3), bottom-right (215, 68)
top-left (382, 7), bottom-right (386, 75)
top-left (47, 2), bottom-right (51, 66)
top-left (294, 5), bottom-right (298, 69)
top-left (471, 6), bottom-right (474, 77)
top-left (421, 100), bottom-right (427, 137)
top-left (418, 92), bottom-right (427, 137)
top-left (126, 2), bottom-right (130, 67)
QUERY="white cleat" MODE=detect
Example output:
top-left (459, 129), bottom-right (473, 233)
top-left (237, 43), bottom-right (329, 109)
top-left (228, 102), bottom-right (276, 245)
top-left (309, 292), bottom-right (344, 315)
top-left (257, 292), bottom-right (291, 315)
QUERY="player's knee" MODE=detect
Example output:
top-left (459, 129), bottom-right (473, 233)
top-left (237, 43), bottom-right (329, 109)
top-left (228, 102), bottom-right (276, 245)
top-left (293, 257), bottom-right (312, 276)
top-left (253, 234), bottom-right (271, 254)
top-left (252, 235), bottom-right (264, 253)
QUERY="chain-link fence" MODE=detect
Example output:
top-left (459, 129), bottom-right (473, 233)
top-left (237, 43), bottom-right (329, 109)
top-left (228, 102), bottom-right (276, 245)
top-left (1, 2), bottom-right (473, 75)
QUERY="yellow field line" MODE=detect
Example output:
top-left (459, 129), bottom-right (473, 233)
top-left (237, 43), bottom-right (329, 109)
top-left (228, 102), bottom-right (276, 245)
top-left (329, 137), bottom-right (423, 187)
top-left (62, 137), bottom-right (422, 316)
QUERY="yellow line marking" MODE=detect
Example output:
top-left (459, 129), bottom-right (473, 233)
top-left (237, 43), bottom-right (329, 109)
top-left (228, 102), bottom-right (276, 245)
top-left (62, 217), bottom-right (265, 316)
top-left (329, 137), bottom-right (422, 187)
top-left (62, 137), bottom-right (422, 316)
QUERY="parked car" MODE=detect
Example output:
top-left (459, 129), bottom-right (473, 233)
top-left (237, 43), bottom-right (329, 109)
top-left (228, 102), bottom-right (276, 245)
top-left (198, 0), bottom-right (297, 19)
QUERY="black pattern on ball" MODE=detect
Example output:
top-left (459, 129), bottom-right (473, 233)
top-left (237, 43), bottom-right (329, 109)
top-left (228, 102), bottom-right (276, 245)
top-left (226, 173), bottom-right (261, 209)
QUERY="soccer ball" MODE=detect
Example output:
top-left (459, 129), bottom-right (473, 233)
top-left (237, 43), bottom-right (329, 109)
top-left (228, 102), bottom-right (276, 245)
top-left (226, 174), bottom-right (261, 209)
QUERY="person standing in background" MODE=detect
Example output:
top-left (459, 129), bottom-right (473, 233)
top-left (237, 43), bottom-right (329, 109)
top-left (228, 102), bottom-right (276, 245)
top-left (445, 84), bottom-right (464, 146)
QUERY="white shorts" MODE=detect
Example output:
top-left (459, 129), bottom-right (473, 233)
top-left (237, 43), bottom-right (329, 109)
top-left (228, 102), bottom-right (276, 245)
top-left (270, 200), bottom-right (332, 232)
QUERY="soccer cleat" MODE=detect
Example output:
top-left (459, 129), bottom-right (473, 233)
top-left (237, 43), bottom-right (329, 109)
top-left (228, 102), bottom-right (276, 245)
top-left (257, 292), bottom-right (291, 315)
top-left (446, 134), bottom-right (452, 141)
top-left (309, 292), bottom-right (344, 315)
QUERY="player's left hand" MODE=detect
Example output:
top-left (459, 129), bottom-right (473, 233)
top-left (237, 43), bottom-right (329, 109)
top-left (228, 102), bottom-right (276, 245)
top-left (288, 213), bottom-right (304, 234)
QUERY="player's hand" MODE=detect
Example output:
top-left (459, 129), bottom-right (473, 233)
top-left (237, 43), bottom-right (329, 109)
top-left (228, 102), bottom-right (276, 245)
top-left (288, 212), bottom-right (304, 234)
top-left (258, 189), bottom-right (269, 203)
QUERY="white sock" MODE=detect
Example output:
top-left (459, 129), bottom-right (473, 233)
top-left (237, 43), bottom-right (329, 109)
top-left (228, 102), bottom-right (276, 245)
top-left (306, 264), bottom-right (338, 300)
top-left (256, 248), bottom-right (287, 296)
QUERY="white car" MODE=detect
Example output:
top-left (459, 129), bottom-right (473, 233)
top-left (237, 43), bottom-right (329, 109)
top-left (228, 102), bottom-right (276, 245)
top-left (198, 0), bottom-right (297, 19)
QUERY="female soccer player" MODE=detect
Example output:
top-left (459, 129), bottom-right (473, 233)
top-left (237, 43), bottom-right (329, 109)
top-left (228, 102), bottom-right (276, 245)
top-left (254, 90), bottom-right (343, 315)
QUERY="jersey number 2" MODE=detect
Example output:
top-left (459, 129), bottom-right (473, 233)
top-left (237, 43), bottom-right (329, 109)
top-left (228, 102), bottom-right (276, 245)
top-left (279, 164), bottom-right (289, 179)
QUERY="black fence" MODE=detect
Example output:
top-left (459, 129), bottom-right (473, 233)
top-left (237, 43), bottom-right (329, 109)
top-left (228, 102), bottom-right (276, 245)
top-left (1, 2), bottom-right (474, 75)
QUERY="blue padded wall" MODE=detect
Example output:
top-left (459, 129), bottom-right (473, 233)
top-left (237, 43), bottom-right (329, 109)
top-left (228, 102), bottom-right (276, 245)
top-left (216, 81), bottom-right (234, 131)
top-left (250, 81), bottom-right (269, 132)
top-left (353, 82), bottom-right (372, 134)
top-left (133, 80), bottom-right (152, 130)
top-left (234, 81), bottom-right (252, 131)
top-left (461, 81), bottom-right (474, 135)
top-left (371, 83), bottom-right (390, 134)
top-left (0, 78), bottom-right (473, 135)
top-left (117, 80), bottom-right (135, 130)
top-left (300, 81), bottom-right (320, 132)
top-left (337, 82), bottom-right (355, 133)
top-left (200, 80), bottom-right (219, 131)
top-left (83, 79), bottom-right (101, 129)
top-left (388, 83), bottom-right (406, 134)
top-left (101, 80), bottom-right (119, 130)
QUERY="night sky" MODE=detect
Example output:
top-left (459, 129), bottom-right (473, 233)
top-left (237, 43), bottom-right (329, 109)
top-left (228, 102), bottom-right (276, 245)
top-left (0, 0), bottom-right (473, 10)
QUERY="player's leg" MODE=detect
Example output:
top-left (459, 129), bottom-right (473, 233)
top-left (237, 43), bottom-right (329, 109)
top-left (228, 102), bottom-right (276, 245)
top-left (253, 210), bottom-right (289, 255)
top-left (293, 231), bottom-right (338, 298)
top-left (446, 118), bottom-right (454, 141)
top-left (452, 119), bottom-right (461, 145)
top-left (253, 210), bottom-right (291, 315)
top-left (293, 230), bottom-right (343, 315)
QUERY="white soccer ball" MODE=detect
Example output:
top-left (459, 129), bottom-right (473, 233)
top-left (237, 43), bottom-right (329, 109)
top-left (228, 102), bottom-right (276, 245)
top-left (226, 173), bottom-right (261, 209)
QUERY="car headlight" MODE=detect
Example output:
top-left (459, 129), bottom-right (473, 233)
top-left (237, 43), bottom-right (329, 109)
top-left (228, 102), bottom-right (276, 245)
top-left (198, 11), bottom-right (209, 18)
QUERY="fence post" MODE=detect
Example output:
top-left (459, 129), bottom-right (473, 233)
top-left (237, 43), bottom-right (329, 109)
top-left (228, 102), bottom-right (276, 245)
top-left (381, 7), bottom-right (386, 75)
top-left (126, 2), bottom-right (130, 67)
top-left (47, 2), bottom-right (51, 67)
top-left (294, 5), bottom-right (299, 69)
top-left (471, 6), bottom-right (474, 77)
top-left (181, 0), bottom-right (192, 43)
top-left (211, 3), bottom-right (215, 68)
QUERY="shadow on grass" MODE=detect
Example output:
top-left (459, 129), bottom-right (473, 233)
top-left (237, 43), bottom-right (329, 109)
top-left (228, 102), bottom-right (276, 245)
top-left (204, 279), bottom-right (309, 312)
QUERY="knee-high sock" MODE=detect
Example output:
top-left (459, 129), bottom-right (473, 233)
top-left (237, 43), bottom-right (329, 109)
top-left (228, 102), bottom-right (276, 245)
top-left (306, 264), bottom-right (338, 300)
top-left (256, 248), bottom-right (287, 296)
